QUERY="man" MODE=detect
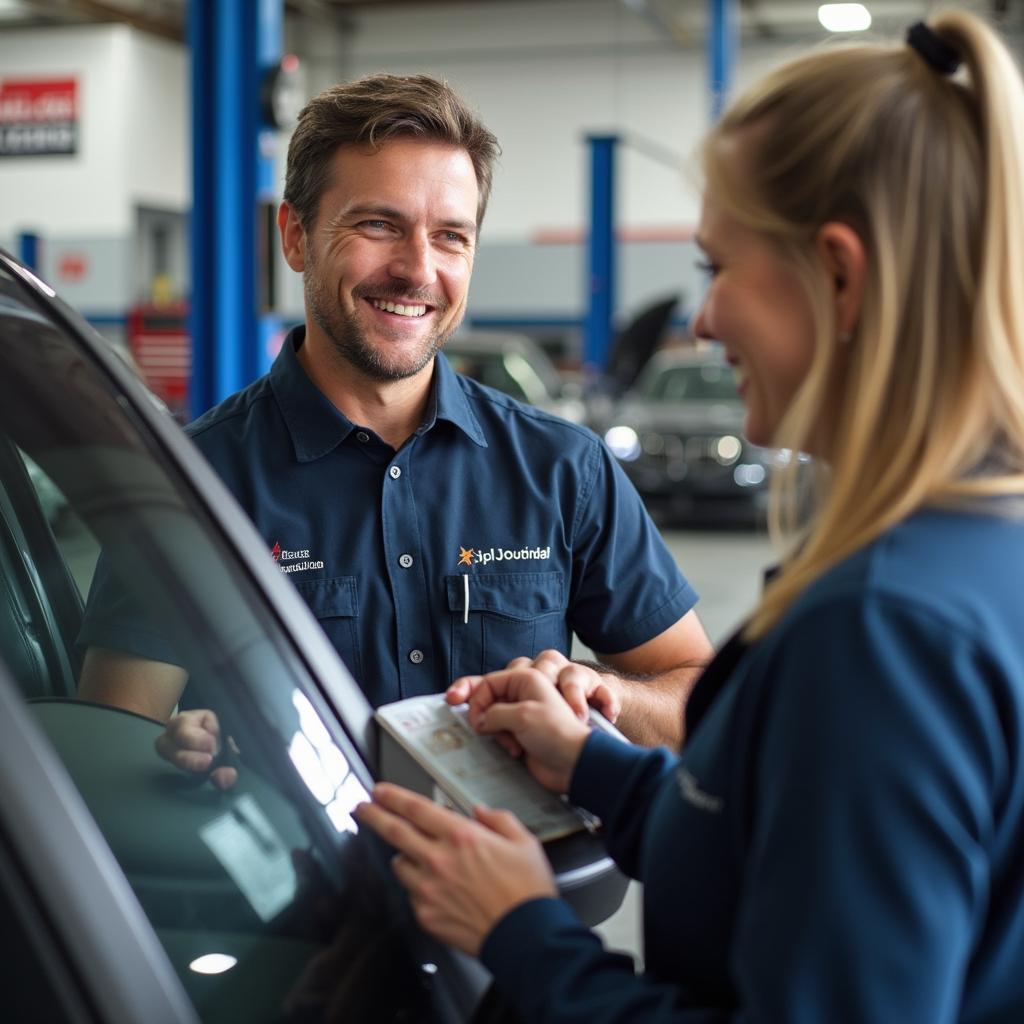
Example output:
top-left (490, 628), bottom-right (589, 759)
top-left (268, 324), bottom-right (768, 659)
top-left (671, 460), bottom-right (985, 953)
top-left (78, 74), bottom-right (712, 761)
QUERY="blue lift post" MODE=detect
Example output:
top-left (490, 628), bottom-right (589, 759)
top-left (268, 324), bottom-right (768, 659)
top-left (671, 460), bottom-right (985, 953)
top-left (708, 0), bottom-right (737, 122)
top-left (189, 0), bottom-right (282, 417)
top-left (585, 134), bottom-right (618, 377)
top-left (256, 0), bottom-right (285, 381)
top-left (17, 232), bottom-right (40, 272)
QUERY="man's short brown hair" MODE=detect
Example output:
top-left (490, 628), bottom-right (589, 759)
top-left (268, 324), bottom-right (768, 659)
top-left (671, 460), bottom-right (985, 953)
top-left (283, 73), bottom-right (500, 231)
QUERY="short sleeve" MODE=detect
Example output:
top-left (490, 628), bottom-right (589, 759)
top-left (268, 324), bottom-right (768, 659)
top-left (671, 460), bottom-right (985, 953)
top-left (568, 440), bottom-right (697, 653)
top-left (77, 549), bottom-right (182, 665)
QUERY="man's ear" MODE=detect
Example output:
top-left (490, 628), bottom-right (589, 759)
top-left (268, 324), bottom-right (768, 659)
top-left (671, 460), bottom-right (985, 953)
top-left (816, 221), bottom-right (866, 336)
top-left (278, 202), bottom-right (308, 272)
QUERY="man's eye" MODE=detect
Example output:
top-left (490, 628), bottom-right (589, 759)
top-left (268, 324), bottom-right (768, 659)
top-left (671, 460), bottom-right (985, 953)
top-left (361, 220), bottom-right (392, 231)
top-left (441, 231), bottom-right (468, 245)
top-left (695, 259), bottom-right (720, 277)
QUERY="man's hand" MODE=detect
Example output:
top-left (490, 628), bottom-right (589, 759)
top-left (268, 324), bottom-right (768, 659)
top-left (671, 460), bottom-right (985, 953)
top-left (355, 783), bottom-right (557, 956)
top-left (449, 648), bottom-right (621, 722)
top-left (448, 611), bottom-right (712, 752)
top-left (154, 709), bottom-right (238, 791)
top-left (448, 657), bottom-right (592, 793)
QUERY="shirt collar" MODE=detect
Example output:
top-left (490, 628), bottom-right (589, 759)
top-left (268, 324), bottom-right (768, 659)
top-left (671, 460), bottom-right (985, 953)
top-left (271, 326), bottom-right (354, 463)
top-left (271, 326), bottom-right (487, 461)
top-left (427, 350), bottom-right (487, 448)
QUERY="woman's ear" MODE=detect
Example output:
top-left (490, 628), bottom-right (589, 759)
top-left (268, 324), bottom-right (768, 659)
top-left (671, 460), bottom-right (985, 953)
top-left (816, 222), bottom-right (866, 336)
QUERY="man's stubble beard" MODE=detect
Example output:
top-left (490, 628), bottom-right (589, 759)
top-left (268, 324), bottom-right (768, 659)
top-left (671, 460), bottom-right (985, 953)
top-left (304, 248), bottom-right (462, 383)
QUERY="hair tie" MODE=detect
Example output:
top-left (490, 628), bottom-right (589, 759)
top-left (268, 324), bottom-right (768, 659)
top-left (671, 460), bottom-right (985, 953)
top-left (906, 22), bottom-right (961, 76)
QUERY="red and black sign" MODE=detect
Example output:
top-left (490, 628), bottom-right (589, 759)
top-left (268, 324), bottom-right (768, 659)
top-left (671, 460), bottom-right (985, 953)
top-left (0, 78), bottom-right (77, 157)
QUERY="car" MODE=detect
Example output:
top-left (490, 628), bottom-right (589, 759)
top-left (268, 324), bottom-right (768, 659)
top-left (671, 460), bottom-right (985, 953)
top-left (594, 348), bottom-right (779, 524)
top-left (443, 330), bottom-right (586, 423)
top-left (0, 249), bottom-right (623, 1023)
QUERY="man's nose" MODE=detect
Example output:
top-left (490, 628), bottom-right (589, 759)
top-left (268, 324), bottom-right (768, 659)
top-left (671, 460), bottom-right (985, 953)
top-left (388, 232), bottom-right (437, 290)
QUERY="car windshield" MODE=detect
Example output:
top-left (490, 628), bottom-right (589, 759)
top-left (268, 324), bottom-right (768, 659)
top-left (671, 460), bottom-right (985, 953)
top-left (643, 362), bottom-right (738, 402)
top-left (444, 336), bottom-right (562, 407)
top-left (0, 258), bottom-right (473, 1022)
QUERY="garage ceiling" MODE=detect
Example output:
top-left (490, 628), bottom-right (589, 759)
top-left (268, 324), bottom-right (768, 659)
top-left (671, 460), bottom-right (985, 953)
top-left (0, 0), bottom-right (1017, 45)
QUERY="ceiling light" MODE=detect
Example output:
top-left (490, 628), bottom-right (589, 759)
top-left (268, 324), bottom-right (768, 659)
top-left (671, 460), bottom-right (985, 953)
top-left (818, 4), bottom-right (872, 32)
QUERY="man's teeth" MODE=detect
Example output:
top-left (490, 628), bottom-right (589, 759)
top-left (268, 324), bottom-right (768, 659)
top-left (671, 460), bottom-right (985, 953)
top-left (372, 299), bottom-right (427, 317)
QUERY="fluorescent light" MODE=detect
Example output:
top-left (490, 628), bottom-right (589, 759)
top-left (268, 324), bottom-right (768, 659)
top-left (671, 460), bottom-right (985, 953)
top-left (818, 4), bottom-right (872, 32)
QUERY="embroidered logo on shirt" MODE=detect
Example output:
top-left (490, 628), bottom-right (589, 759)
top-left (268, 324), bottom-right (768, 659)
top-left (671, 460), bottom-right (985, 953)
top-left (457, 545), bottom-right (551, 566)
top-left (676, 767), bottom-right (724, 813)
top-left (270, 541), bottom-right (324, 575)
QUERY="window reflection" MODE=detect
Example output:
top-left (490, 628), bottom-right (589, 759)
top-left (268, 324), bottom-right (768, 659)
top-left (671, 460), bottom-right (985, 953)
top-left (289, 691), bottom-right (367, 834)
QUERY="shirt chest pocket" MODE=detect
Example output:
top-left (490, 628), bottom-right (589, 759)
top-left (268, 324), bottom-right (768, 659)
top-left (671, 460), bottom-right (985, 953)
top-left (293, 576), bottom-right (362, 682)
top-left (445, 571), bottom-right (568, 678)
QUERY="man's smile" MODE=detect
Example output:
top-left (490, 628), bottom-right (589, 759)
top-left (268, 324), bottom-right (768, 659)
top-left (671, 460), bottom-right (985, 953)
top-left (370, 298), bottom-right (429, 318)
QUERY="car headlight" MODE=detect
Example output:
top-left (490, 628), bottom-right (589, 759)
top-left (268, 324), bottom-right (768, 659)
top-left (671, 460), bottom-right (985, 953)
top-left (769, 448), bottom-right (813, 467)
top-left (733, 463), bottom-right (767, 487)
top-left (605, 425), bottom-right (641, 462)
top-left (714, 435), bottom-right (742, 465)
top-left (642, 431), bottom-right (665, 455)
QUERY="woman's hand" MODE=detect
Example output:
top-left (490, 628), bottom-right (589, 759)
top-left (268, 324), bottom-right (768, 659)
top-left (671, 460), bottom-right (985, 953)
top-left (447, 653), bottom-right (596, 793)
top-left (355, 783), bottom-right (557, 956)
top-left (448, 649), bottom-right (622, 724)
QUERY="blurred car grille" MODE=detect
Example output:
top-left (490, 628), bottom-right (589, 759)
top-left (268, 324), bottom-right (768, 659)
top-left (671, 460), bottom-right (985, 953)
top-left (638, 433), bottom-right (731, 477)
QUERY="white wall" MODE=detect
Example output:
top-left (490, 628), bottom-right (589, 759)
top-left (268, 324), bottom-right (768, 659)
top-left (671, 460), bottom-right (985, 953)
top-left (0, 24), bottom-right (187, 237)
top-left (124, 31), bottom-right (190, 213)
top-left (339, 0), bottom-right (818, 241)
top-left (0, 25), bottom-right (130, 235)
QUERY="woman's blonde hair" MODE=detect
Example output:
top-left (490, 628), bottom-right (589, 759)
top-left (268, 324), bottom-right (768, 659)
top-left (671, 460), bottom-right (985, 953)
top-left (703, 12), bottom-right (1024, 640)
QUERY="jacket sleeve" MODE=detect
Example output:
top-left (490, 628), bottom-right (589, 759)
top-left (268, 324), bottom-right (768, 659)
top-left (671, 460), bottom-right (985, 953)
top-left (481, 591), bottom-right (1000, 1024)
top-left (568, 730), bottom-right (679, 879)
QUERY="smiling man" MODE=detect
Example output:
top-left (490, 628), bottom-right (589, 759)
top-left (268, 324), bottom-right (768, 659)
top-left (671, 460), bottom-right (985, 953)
top-left (78, 75), bottom-right (712, 762)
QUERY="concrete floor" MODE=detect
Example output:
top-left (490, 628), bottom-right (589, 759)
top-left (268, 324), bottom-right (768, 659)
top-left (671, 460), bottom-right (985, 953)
top-left (591, 525), bottom-right (776, 963)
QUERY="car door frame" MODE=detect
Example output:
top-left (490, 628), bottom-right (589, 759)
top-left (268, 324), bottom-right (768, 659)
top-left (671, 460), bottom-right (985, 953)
top-left (0, 659), bottom-right (199, 1024)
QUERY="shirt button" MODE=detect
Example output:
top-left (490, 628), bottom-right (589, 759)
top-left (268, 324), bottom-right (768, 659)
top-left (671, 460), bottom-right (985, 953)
top-left (398, 553), bottom-right (414, 568)
top-left (355, 431), bottom-right (370, 443)
top-left (409, 649), bottom-right (424, 665)
top-left (389, 466), bottom-right (402, 479)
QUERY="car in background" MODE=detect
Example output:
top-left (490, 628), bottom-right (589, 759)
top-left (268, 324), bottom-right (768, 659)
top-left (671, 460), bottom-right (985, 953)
top-left (444, 330), bottom-right (585, 423)
top-left (0, 249), bottom-right (623, 1022)
top-left (595, 348), bottom-right (779, 523)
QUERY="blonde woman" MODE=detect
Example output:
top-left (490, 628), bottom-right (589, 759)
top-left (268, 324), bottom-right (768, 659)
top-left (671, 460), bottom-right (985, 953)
top-left (357, 12), bottom-right (1024, 1021)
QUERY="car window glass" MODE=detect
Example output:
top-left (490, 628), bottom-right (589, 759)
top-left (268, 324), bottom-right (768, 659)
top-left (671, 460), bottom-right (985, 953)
top-left (444, 350), bottom-right (532, 403)
top-left (502, 351), bottom-right (548, 404)
top-left (19, 451), bottom-right (99, 599)
top-left (0, 266), bottom-right (467, 1023)
top-left (647, 363), bottom-right (738, 402)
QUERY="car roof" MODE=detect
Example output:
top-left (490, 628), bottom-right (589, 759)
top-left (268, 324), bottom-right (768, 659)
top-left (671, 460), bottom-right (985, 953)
top-left (645, 346), bottom-right (727, 369)
top-left (446, 330), bottom-right (544, 355)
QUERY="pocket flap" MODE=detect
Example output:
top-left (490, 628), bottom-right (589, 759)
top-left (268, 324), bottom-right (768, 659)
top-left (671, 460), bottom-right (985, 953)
top-left (445, 571), bottom-right (563, 618)
top-left (293, 576), bottom-right (358, 618)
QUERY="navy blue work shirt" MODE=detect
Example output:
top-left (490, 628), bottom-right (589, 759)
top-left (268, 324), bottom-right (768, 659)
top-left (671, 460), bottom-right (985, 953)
top-left (80, 327), bottom-right (697, 708)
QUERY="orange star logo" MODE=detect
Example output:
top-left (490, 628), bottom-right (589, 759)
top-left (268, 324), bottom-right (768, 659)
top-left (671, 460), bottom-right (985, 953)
top-left (458, 547), bottom-right (475, 567)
